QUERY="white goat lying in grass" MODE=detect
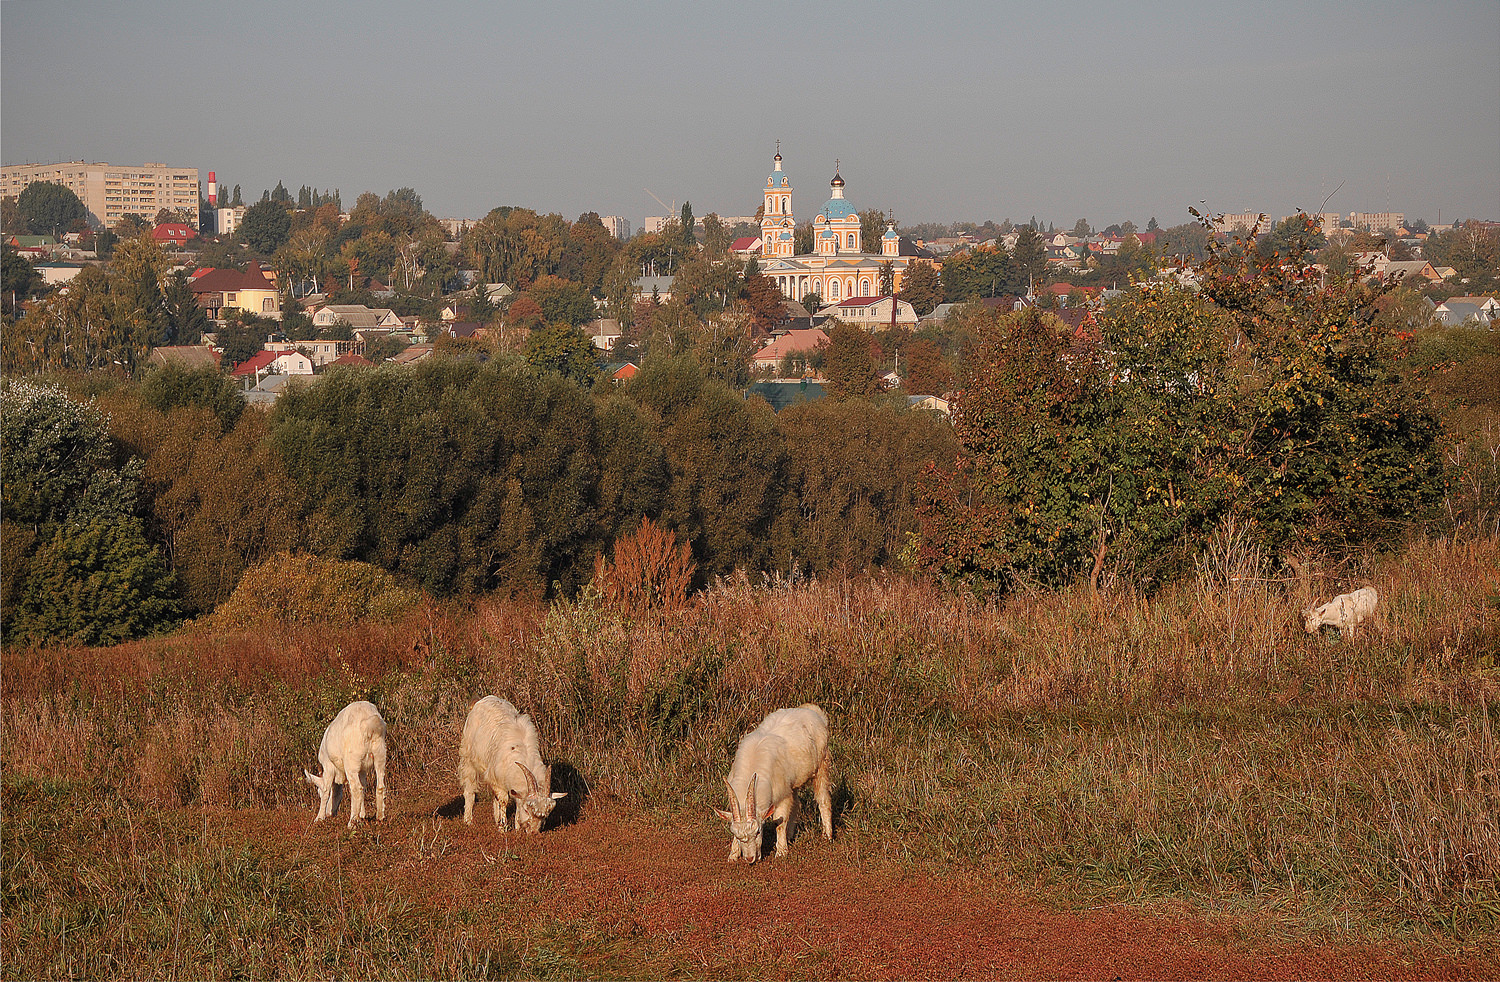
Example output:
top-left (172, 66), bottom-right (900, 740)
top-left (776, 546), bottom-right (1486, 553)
top-left (457, 696), bottom-right (565, 833)
top-left (715, 703), bottom-right (833, 863)
top-left (305, 700), bottom-right (388, 827)
top-left (1305, 586), bottom-right (1380, 639)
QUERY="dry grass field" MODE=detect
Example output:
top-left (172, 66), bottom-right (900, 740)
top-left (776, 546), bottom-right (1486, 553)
top-left (4, 534), bottom-right (1498, 978)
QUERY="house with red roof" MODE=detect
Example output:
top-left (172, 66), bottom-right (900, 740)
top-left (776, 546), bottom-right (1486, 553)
top-left (189, 261), bottom-right (281, 320)
top-left (753, 327), bottom-right (829, 373)
top-left (232, 348), bottom-right (312, 381)
top-left (152, 223), bottom-right (199, 247)
top-left (730, 236), bottom-right (762, 257)
top-left (831, 296), bottom-right (917, 328)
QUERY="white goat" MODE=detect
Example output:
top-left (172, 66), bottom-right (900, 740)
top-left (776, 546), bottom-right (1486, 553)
top-left (715, 703), bottom-right (833, 863)
top-left (304, 700), bottom-right (388, 827)
top-left (457, 696), bottom-right (565, 833)
top-left (1304, 586), bottom-right (1380, 639)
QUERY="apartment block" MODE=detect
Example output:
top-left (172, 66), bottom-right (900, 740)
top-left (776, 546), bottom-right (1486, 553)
top-left (1, 160), bottom-right (200, 230)
top-left (1349, 212), bottom-right (1405, 232)
top-left (601, 215), bottom-right (632, 240)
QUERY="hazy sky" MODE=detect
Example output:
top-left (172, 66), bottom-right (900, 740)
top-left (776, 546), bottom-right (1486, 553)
top-left (3, 0), bottom-right (1497, 230)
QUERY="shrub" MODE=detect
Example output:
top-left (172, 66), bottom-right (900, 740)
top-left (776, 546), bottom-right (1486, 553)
top-left (209, 552), bottom-right (423, 629)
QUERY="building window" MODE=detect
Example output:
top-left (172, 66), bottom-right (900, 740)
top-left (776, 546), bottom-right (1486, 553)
top-left (262, 298), bottom-right (274, 312)
top-left (846, 233), bottom-right (855, 249)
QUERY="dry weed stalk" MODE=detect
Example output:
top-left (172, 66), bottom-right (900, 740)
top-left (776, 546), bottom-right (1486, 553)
top-left (592, 517), bottom-right (695, 615)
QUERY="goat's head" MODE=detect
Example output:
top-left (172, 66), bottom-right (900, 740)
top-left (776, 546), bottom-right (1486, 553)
top-left (304, 767), bottom-right (330, 797)
top-left (508, 762), bottom-right (565, 833)
top-left (715, 775), bottom-right (772, 863)
top-left (1303, 606), bottom-right (1327, 634)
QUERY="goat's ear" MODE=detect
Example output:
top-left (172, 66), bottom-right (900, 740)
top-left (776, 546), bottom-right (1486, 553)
top-left (713, 807), bottom-right (734, 822)
top-left (303, 769), bottom-right (319, 786)
top-left (762, 805), bottom-right (776, 822)
top-left (550, 791), bottom-right (567, 800)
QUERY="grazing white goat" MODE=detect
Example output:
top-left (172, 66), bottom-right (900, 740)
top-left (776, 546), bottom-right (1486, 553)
top-left (457, 696), bottom-right (565, 833)
top-left (1304, 586), bottom-right (1380, 639)
top-left (715, 703), bottom-right (833, 863)
top-left (304, 700), bottom-right (388, 827)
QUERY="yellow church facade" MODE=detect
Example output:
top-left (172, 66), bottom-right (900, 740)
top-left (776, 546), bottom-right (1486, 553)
top-left (757, 151), bottom-right (914, 305)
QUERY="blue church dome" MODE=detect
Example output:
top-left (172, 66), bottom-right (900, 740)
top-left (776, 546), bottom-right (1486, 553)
top-left (821, 198), bottom-right (857, 221)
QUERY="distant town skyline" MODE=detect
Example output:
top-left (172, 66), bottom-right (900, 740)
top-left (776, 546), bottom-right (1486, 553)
top-left (3, 1), bottom-right (1496, 230)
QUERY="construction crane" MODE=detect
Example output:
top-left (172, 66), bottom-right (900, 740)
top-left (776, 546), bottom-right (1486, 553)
top-left (644, 188), bottom-right (675, 218)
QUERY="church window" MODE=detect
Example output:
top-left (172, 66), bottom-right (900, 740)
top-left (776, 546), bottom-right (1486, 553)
top-left (860, 278), bottom-right (870, 295)
top-left (829, 280), bottom-right (840, 299)
top-left (846, 233), bottom-right (855, 249)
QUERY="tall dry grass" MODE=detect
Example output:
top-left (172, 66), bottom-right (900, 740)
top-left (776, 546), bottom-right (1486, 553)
top-left (4, 535), bottom-right (1497, 953)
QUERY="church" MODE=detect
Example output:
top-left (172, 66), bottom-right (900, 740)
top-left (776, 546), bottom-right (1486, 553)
top-left (756, 149), bottom-right (917, 305)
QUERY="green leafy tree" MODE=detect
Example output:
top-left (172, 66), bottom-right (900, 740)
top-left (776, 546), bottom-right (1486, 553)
top-left (917, 309), bottom-right (1111, 590)
top-left (1, 195), bottom-right (24, 235)
top-left (462, 206), bottom-right (570, 287)
top-left (3, 241), bottom-right (42, 317)
top-left (625, 354), bottom-right (784, 578)
top-left (774, 398), bottom-right (956, 575)
top-left (558, 212), bottom-right (620, 295)
top-left (160, 269), bottom-right (210, 345)
top-left (10, 518), bottom-right (182, 645)
top-left (898, 261), bottom-right (943, 315)
top-left (919, 236), bottom-right (1448, 593)
top-left (364, 333), bottom-right (410, 363)
top-left (679, 202), bottom-right (697, 255)
top-left (525, 322), bottom-right (601, 384)
top-left (16, 181), bottom-right (89, 236)
top-left (820, 321), bottom-right (881, 398)
top-left (794, 221), bottom-right (814, 256)
top-left (900, 336), bottom-right (952, 395)
top-left (860, 210), bottom-right (887, 253)
top-left (1011, 226), bottom-right (1047, 288)
top-left (526, 275), bottom-right (596, 326)
top-left (701, 212), bottom-right (730, 256)
top-left (138, 362), bottom-right (244, 431)
top-left (1257, 213), bottom-right (1327, 260)
top-left (214, 311), bottom-right (270, 368)
top-left (271, 360), bottom-right (662, 596)
top-left (1, 380), bottom-right (182, 642)
top-left (739, 267), bottom-right (788, 337)
top-left (238, 200), bottom-right (293, 255)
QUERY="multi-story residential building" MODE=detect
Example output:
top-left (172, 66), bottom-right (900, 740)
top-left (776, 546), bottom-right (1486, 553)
top-left (1214, 212), bottom-right (1270, 234)
top-left (440, 217), bottom-right (475, 239)
top-left (1349, 212), bottom-right (1405, 232)
top-left (214, 205), bottom-right (248, 236)
top-left (601, 215), bottom-right (632, 240)
top-left (2, 160), bottom-right (200, 230)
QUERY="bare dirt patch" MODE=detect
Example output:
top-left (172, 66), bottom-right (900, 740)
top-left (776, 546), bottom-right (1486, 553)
top-left (219, 790), bottom-right (1497, 981)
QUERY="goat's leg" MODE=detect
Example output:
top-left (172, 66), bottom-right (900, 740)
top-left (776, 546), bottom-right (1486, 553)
top-left (373, 744), bottom-right (387, 821)
top-left (814, 750), bottom-right (834, 839)
top-left (773, 798), bottom-right (795, 857)
top-left (347, 772), bottom-right (366, 827)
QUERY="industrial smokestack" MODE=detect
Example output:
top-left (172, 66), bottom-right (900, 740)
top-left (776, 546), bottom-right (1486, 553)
top-left (208, 171), bottom-right (217, 206)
